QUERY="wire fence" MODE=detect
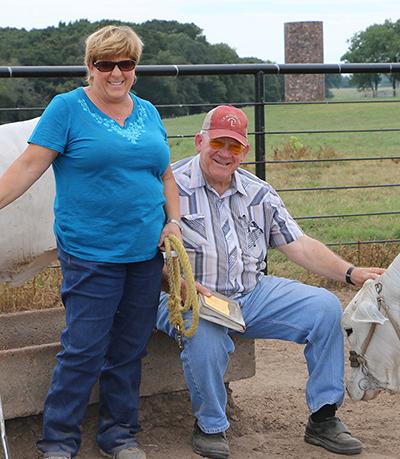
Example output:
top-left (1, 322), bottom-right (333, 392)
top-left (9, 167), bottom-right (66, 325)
top-left (1, 63), bottom-right (399, 247)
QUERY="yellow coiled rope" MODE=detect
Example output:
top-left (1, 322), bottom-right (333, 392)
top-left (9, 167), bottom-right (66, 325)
top-left (164, 234), bottom-right (199, 342)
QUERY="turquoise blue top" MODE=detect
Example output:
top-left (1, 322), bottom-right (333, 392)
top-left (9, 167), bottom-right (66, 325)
top-left (29, 87), bottom-right (170, 262)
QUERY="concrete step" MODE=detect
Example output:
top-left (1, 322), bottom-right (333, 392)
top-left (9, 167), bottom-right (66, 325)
top-left (0, 307), bottom-right (255, 420)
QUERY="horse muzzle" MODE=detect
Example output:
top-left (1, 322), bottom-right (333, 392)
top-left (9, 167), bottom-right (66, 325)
top-left (346, 365), bottom-right (381, 401)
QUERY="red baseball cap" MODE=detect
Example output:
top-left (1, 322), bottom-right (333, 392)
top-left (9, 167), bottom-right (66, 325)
top-left (201, 105), bottom-right (248, 146)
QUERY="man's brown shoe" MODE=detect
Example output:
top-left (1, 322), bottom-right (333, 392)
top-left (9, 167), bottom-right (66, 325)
top-left (304, 416), bottom-right (362, 455)
top-left (192, 422), bottom-right (229, 459)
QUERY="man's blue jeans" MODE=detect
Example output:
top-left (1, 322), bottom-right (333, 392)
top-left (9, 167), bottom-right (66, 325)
top-left (156, 275), bottom-right (345, 434)
top-left (37, 247), bottom-right (164, 458)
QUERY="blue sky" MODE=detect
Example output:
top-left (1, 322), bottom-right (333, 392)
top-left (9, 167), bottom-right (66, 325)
top-left (1, 0), bottom-right (399, 63)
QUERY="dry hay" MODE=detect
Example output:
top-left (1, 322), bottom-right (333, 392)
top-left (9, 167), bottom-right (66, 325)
top-left (0, 265), bottom-right (62, 314)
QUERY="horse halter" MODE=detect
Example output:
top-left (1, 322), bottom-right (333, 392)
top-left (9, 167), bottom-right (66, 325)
top-left (349, 281), bottom-right (400, 368)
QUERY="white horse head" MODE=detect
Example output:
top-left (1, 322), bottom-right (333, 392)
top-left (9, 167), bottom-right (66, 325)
top-left (342, 253), bottom-right (400, 401)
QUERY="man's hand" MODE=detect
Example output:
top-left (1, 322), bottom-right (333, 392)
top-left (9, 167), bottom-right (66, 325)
top-left (161, 264), bottom-right (211, 299)
top-left (349, 267), bottom-right (385, 287)
top-left (181, 280), bottom-right (211, 302)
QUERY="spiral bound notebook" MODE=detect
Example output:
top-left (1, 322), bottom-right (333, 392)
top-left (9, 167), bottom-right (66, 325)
top-left (199, 291), bottom-right (246, 333)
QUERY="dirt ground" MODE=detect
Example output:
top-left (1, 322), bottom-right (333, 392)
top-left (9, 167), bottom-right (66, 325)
top-left (4, 288), bottom-right (400, 459)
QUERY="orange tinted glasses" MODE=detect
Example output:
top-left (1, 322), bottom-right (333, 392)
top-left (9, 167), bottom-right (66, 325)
top-left (208, 139), bottom-right (245, 155)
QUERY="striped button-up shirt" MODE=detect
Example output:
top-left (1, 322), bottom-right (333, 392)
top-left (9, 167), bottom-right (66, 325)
top-left (173, 155), bottom-right (304, 298)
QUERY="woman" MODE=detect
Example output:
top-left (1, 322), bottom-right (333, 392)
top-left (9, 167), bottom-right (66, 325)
top-left (0, 25), bottom-right (181, 459)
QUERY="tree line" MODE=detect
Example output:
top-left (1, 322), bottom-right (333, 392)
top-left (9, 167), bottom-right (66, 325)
top-left (0, 19), bottom-right (284, 122)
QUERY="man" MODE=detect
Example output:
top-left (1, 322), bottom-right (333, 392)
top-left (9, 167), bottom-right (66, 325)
top-left (157, 105), bottom-right (384, 459)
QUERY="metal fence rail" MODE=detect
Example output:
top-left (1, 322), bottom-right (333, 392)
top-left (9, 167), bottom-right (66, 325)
top-left (1, 63), bottom-right (399, 247)
top-left (1, 62), bottom-right (400, 77)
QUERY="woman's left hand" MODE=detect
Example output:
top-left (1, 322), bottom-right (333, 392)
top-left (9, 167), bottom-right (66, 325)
top-left (158, 221), bottom-right (182, 248)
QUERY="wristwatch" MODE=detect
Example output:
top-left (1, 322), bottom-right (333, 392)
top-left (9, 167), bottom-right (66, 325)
top-left (167, 218), bottom-right (182, 231)
top-left (345, 266), bottom-right (355, 285)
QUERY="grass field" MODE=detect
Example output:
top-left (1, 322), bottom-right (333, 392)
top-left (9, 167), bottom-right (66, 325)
top-left (330, 86), bottom-right (398, 100)
top-left (163, 96), bottom-right (400, 246)
top-left (1, 93), bottom-right (399, 311)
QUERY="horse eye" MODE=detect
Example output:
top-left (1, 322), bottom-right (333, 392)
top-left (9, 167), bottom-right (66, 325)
top-left (344, 328), bottom-right (353, 337)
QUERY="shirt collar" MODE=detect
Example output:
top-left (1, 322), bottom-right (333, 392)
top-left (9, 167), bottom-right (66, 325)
top-left (188, 155), bottom-right (206, 190)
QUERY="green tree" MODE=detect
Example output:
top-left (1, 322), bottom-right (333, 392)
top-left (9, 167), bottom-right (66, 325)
top-left (342, 20), bottom-right (400, 97)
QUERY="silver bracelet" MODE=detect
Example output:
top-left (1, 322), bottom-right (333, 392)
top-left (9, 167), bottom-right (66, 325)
top-left (167, 218), bottom-right (182, 231)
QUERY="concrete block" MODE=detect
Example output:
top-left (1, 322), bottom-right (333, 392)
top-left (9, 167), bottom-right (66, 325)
top-left (0, 308), bottom-right (255, 420)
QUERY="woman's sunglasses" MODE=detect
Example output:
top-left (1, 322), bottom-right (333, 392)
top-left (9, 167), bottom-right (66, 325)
top-left (93, 59), bottom-right (136, 72)
top-left (209, 139), bottom-right (245, 155)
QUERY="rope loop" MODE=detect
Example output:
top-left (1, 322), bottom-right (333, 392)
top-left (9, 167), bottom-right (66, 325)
top-left (164, 234), bottom-right (199, 339)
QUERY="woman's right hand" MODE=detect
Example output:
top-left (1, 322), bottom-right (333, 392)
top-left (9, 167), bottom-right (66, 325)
top-left (158, 220), bottom-right (182, 249)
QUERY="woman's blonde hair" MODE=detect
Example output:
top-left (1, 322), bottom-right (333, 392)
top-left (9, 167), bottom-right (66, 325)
top-left (84, 25), bottom-right (143, 84)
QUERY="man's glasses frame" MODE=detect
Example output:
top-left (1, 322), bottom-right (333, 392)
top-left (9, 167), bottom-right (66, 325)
top-left (93, 59), bottom-right (136, 72)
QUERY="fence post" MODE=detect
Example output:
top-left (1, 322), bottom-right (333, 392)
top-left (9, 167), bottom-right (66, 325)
top-left (254, 71), bottom-right (266, 180)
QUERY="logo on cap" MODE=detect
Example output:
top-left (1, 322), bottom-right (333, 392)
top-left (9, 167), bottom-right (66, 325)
top-left (222, 114), bottom-right (241, 127)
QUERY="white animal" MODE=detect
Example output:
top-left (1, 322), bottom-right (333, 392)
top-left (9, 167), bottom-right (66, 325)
top-left (0, 118), bottom-right (56, 286)
top-left (342, 253), bottom-right (400, 401)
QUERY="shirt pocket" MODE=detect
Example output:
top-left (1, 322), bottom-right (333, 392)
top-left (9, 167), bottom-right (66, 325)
top-left (181, 214), bottom-right (208, 250)
top-left (238, 215), bottom-right (264, 257)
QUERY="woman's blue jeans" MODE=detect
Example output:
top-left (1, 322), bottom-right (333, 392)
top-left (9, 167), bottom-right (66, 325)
top-left (37, 247), bottom-right (164, 458)
top-left (156, 275), bottom-right (345, 434)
